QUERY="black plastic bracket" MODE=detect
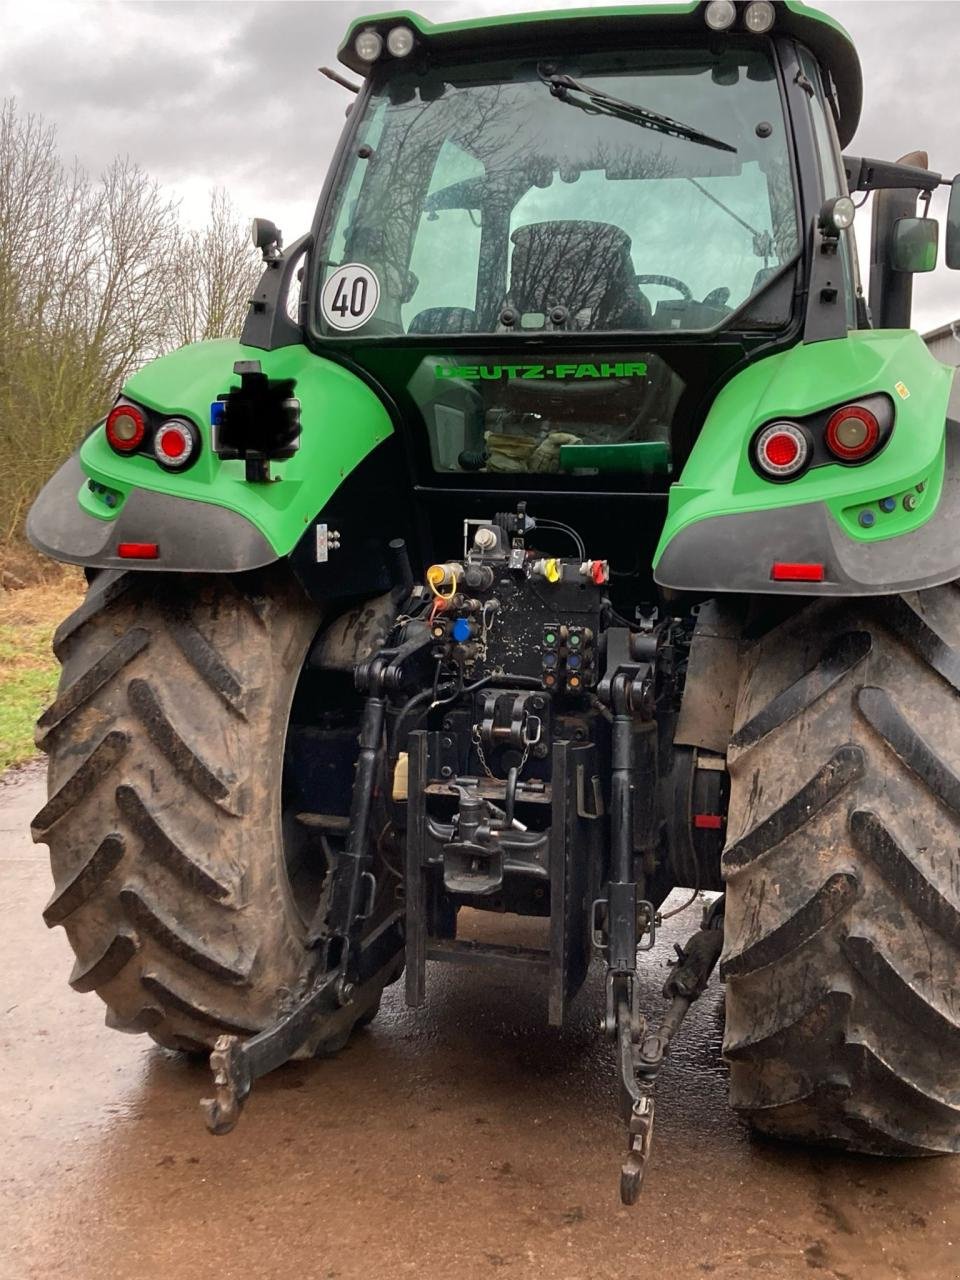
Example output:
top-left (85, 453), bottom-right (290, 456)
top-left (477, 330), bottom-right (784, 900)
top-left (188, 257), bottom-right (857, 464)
top-left (240, 232), bottom-right (312, 351)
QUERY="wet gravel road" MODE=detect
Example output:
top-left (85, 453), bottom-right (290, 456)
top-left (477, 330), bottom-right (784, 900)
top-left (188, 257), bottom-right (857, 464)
top-left (2, 761), bottom-right (959, 1280)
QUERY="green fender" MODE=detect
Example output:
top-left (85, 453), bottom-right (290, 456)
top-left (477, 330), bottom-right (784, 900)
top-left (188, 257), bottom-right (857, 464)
top-left (27, 339), bottom-right (395, 572)
top-left (653, 330), bottom-right (959, 595)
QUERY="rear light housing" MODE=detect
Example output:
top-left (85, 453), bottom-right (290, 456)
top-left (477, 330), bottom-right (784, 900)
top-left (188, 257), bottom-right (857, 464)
top-left (105, 403), bottom-right (146, 454)
top-left (824, 404), bottom-right (881, 462)
top-left (753, 422), bottom-right (811, 480)
top-left (750, 395), bottom-right (894, 482)
top-left (153, 418), bottom-right (200, 471)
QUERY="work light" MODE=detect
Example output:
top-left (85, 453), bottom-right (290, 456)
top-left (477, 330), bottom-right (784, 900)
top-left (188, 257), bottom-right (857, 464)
top-left (704, 1), bottom-right (736, 31)
top-left (386, 26), bottom-right (415, 57)
top-left (354, 29), bottom-right (383, 62)
top-left (743, 2), bottom-right (776, 33)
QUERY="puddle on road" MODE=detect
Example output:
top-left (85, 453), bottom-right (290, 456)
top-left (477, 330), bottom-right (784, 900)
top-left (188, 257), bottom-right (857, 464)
top-left (3, 783), bottom-right (959, 1280)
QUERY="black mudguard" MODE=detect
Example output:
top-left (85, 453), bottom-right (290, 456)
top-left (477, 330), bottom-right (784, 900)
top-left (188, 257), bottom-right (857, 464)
top-left (27, 454), bottom-right (276, 573)
top-left (655, 419), bottom-right (960, 597)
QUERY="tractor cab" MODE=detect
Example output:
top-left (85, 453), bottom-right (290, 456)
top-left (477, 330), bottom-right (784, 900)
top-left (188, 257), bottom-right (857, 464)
top-left (307, 2), bottom-right (850, 504)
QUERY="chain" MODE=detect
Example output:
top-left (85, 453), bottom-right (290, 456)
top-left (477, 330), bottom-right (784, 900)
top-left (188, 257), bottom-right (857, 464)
top-left (471, 723), bottom-right (529, 781)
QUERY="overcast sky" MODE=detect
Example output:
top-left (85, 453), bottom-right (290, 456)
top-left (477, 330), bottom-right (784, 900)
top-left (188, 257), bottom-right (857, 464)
top-left (2, 0), bottom-right (959, 333)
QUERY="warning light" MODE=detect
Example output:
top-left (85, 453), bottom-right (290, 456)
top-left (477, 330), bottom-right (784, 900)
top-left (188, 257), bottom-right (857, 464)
top-left (153, 419), bottom-right (198, 470)
top-left (105, 404), bottom-right (146, 454)
top-left (754, 422), bottom-right (809, 479)
top-left (824, 404), bottom-right (880, 462)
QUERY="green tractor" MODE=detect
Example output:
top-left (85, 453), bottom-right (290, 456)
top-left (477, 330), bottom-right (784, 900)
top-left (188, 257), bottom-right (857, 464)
top-left (28, 0), bottom-right (960, 1202)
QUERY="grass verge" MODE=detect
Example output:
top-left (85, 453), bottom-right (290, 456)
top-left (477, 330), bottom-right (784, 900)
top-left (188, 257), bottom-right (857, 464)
top-left (0, 576), bottom-right (84, 771)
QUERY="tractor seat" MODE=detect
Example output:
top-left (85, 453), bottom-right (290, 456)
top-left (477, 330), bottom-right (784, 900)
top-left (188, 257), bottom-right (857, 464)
top-left (407, 306), bottom-right (478, 335)
top-left (504, 220), bottom-right (650, 330)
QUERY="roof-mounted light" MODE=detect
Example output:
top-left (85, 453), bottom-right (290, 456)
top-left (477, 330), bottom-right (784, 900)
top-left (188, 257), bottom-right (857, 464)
top-left (354, 28), bottom-right (383, 62)
top-left (743, 1), bottom-right (776, 33)
top-left (386, 26), bottom-right (415, 57)
top-left (704, 0), bottom-right (737, 31)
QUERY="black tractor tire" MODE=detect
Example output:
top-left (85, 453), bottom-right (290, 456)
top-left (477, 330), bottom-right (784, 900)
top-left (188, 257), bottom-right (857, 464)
top-left (32, 567), bottom-right (391, 1053)
top-left (721, 586), bottom-right (960, 1156)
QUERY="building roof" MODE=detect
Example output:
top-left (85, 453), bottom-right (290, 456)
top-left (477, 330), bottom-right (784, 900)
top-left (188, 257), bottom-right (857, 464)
top-left (924, 320), bottom-right (960, 344)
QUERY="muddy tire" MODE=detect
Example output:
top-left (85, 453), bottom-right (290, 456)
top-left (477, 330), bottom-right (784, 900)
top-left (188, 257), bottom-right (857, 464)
top-left (721, 587), bottom-right (960, 1155)
top-left (33, 568), bottom-right (391, 1052)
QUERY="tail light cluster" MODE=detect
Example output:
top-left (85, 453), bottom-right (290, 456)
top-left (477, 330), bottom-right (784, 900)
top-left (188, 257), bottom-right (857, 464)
top-left (751, 397), bottom-right (891, 482)
top-left (754, 423), bottom-right (809, 478)
top-left (104, 400), bottom-right (200, 472)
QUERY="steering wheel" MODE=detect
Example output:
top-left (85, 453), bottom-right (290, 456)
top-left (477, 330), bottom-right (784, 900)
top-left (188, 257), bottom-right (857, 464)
top-left (635, 274), bottom-right (693, 300)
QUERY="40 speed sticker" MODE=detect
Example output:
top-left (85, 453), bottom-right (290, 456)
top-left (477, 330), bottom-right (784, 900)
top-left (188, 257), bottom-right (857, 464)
top-left (321, 263), bottom-right (380, 331)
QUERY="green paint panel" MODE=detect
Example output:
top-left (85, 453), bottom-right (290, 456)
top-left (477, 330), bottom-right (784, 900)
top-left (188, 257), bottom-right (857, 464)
top-left (654, 329), bottom-right (955, 567)
top-left (78, 339), bottom-right (394, 557)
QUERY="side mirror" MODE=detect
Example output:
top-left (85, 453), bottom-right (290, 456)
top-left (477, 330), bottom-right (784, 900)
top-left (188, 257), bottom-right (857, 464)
top-left (947, 175), bottom-right (960, 269)
top-left (890, 216), bottom-right (938, 273)
top-left (251, 217), bottom-right (283, 262)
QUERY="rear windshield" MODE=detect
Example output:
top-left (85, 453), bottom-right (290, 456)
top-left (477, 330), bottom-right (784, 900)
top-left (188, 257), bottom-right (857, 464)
top-left (315, 42), bottom-right (798, 338)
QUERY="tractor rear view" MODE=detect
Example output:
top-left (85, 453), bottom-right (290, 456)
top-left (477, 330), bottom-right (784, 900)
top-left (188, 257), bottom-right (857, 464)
top-left (27, 0), bottom-right (960, 1201)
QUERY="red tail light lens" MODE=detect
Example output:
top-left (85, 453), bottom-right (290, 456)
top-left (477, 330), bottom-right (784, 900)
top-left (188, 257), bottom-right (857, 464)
top-left (153, 419), bottom-right (198, 470)
top-left (824, 405), bottom-right (880, 461)
top-left (105, 404), bottom-right (146, 453)
top-left (754, 422), bottom-right (810, 479)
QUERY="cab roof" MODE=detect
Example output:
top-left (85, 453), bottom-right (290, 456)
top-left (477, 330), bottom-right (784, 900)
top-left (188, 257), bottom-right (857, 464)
top-left (338, 0), bottom-right (862, 147)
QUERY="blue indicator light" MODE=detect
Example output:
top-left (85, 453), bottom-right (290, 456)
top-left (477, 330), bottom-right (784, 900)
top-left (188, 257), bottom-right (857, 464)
top-left (543, 652), bottom-right (558, 669)
top-left (858, 510), bottom-right (876, 528)
top-left (878, 496), bottom-right (896, 513)
top-left (567, 654), bottom-right (582, 670)
top-left (210, 401), bottom-right (226, 426)
top-left (451, 618), bottom-right (472, 643)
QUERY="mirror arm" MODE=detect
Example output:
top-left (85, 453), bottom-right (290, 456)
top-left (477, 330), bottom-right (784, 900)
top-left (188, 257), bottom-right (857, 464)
top-left (844, 154), bottom-right (943, 194)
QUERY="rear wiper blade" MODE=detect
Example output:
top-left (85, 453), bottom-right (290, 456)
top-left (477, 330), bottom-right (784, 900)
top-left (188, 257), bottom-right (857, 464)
top-left (543, 72), bottom-right (737, 155)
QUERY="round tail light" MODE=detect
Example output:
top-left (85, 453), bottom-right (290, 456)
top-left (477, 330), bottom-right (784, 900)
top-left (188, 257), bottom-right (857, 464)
top-left (824, 405), bottom-right (880, 461)
top-left (154, 419), bottom-right (199, 470)
top-left (105, 404), bottom-right (146, 453)
top-left (755, 422), bottom-right (810, 479)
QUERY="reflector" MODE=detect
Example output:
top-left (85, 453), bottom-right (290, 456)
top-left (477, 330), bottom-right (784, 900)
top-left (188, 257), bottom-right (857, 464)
top-left (118, 542), bottom-right (159, 559)
top-left (770, 562), bottom-right (824, 582)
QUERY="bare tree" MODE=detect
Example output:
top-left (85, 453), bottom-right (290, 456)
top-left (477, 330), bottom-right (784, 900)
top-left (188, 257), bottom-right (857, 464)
top-left (167, 189), bottom-right (262, 346)
top-left (0, 100), bottom-right (262, 553)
